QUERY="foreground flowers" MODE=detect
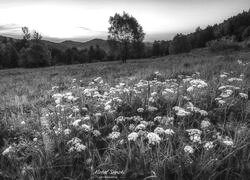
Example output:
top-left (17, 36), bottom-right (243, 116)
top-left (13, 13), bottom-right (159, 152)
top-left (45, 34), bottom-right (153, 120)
top-left (1, 59), bottom-right (249, 179)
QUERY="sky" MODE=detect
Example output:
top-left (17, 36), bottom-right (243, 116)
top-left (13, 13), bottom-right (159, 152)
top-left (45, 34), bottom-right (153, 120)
top-left (0, 0), bottom-right (249, 42)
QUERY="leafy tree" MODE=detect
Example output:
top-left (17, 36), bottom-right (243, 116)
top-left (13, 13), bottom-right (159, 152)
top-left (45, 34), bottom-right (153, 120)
top-left (22, 27), bottom-right (31, 41)
top-left (108, 11), bottom-right (145, 63)
top-left (20, 42), bottom-right (51, 68)
top-left (32, 31), bottom-right (42, 41)
top-left (169, 34), bottom-right (192, 54)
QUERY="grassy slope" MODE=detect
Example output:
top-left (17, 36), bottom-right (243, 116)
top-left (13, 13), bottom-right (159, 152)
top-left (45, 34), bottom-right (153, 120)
top-left (0, 49), bottom-right (250, 109)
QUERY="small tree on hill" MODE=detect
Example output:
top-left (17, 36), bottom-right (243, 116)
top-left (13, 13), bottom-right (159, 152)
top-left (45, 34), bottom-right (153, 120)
top-left (108, 11), bottom-right (145, 63)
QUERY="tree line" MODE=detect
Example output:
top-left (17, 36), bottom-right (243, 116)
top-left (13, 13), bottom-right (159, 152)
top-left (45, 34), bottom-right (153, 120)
top-left (0, 9), bottom-right (250, 68)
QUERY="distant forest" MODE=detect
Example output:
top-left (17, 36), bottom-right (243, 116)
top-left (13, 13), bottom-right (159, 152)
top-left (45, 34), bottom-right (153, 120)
top-left (1, 9), bottom-right (250, 68)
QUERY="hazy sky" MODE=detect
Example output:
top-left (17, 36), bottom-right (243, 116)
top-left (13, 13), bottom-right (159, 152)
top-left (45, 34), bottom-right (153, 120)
top-left (0, 0), bottom-right (249, 42)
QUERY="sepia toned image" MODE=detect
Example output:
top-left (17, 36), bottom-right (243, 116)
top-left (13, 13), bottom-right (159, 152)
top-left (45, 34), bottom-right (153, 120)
top-left (0, 0), bottom-right (250, 179)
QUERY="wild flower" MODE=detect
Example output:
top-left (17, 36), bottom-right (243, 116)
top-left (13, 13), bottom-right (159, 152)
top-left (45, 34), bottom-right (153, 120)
top-left (135, 124), bottom-right (146, 131)
top-left (203, 141), bottom-right (214, 150)
top-left (104, 104), bottom-right (112, 111)
top-left (149, 97), bottom-right (155, 103)
top-left (93, 130), bottom-right (101, 137)
top-left (2, 145), bottom-right (13, 156)
top-left (154, 116), bottom-right (162, 122)
top-left (82, 107), bottom-right (88, 111)
top-left (154, 71), bottom-right (161, 76)
top-left (239, 93), bottom-right (248, 99)
top-left (81, 124), bottom-right (91, 132)
top-left (93, 77), bottom-right (103, 84)
top-left (72, 119), bottom-right (82, 127)
top-left (128, 132), bottom-right (139, 141)
top-left (216, 99), bottom-right (226, 105)
top-left (165, 129), bottom-right (175, 136)
top-left (189, 79), bottom-right (208, 88)
top-left (112, 125), bottom-right (119, 131)
top-left (115, 116), bottom-right (125, 123)
top-left (151, 92), bottom-right (157, 97)
top-left (137, 108), bottom-right (144, 113)
top-left (186, 129), bottom-right (202, 143)
top-left (184, 145), bottom-right (194, 154)
top-left (64, 129), bottom-right (71, 135)
top-left (129, 124), bottom-right (135, 131)
top-left (147, 132), bottom-right (161, 145)
top-left (228, 78), bottom-right (243, 82)
top-left (161, 116), bottom-right (174, 125)
top-left (94, 112), bottom-right (102, 117)
top-left (220, 89), bottom-right (233, 98)
top-left (222, 137), bottom-right (234, 146)
top-left (147, 106), bottom-right (158, 112)
top-left (186, 129), bottom-right (202, 136)
top-left (67, 137), bottom-right (86, 152)
top-left (83, 115), bottom-right (90, 121)
top-left (173, 106), bottom-right (191, 117)
top-left (162, 88), bottom-right (175, 94)
top-left (72, 106), bottom-right (80, 113)
top-left (218, 85), bottom-right (240, 90)
top-left (133, 116), bottom-right (143, 122)
top-left (199, 110), bottom-right (208, 116)
top-left (237, 59), bottom-right (249, 66)
top-left (220, 74), bottom-right (228, 78)
top-left (154, 127), bottom-right (165, 135)
top-left (108, 131), bottom-right (120, 140)
top-left (201, 120), bottom-right (211, 129)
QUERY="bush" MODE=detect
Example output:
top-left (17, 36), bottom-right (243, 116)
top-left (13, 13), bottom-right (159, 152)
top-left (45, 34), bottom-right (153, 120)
top-left (206, 39), bottom-right (240, 52)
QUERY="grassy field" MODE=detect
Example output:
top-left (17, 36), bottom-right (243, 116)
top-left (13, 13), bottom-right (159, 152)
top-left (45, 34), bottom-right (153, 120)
top-left (0, 48), bottom-right (250, 179)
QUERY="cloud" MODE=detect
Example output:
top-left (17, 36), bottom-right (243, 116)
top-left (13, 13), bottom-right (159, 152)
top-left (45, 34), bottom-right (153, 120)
top-left (0, 24), bottom-right (21, 34)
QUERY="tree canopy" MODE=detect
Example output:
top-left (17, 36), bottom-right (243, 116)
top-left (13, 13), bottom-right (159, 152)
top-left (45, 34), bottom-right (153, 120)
top-left (108, 11), bottom-right (145, 63)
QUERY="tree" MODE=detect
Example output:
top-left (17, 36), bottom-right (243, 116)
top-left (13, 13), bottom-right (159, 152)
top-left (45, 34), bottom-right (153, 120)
top-left (20, 42), bottom-right (51, 68)
top-left (169, 34), bottom-right (192, 54)
top-left (32, 31), bottom-right (42, 41)
top-left (22, 27), bottom-right (31, 41)
top-left (108, 11), bottom-right (145, 63)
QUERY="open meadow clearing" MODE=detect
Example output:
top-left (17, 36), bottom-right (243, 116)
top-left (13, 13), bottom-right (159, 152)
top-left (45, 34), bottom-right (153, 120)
top-left (0, 49), bottom-right (250, 179)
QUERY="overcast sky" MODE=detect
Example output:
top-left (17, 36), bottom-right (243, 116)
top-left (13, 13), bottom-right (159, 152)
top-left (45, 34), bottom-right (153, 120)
top-left (0, 0), bottom-right (249, 42)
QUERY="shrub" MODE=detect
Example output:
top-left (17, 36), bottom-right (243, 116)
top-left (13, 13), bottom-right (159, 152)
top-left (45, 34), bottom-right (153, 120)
top-left (206, 39), bottom-right (240, 52)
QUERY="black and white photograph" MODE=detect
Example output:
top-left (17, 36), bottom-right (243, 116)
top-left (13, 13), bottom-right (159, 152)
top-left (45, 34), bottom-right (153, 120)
top-left (0, 0), bottom-right (250, 179)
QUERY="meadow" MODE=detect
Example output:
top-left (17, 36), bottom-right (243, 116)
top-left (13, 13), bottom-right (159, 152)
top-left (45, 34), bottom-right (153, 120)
top-left (0, 48), bottom-right (250, 180)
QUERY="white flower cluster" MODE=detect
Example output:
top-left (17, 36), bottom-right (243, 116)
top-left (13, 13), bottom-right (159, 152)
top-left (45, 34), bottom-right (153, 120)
top-left (67, 137), bottom-right (86, 152)
top-left (147, 132), bottom-right (161, 145)
top-left (184, 145), bottom-right (194, 154)
top-left (52, 92), bottom-right (78, 105)
top-left (220, 89), bottom-right (233, 98)
top-left (128, 132), bottom-right (139, 142)
top-left (203, 141), bottom-right (214, 150)
top-left (239, 93), bottom-right (248, 99)
top-left (154, 127), bottom-right (165, 135)
top-left (186, 79), bottom-right (208, 92)
top-left (186, 129), bottom-right (202, 143)
top-left (201, 119), bottom-right (211, 129)
top-left (2, 145), bottom-right (13, 156)
top-left (173, 106), bottom-right (191, 117)
top-left (108, 131), bottom-right (120, 140)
